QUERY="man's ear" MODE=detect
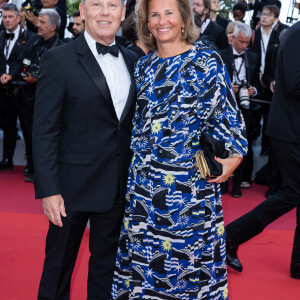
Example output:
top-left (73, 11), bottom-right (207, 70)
top-left (50, 24), bottom-right (57, 33)
top-left (121, 4), bottom-right (126, 22)
top-left (79, 2), bottom-right (85, 21)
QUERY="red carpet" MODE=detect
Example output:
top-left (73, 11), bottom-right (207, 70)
top-left (0, 167), bottom-right (300, 299)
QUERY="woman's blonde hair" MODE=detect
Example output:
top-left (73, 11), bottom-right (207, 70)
top-left (225, 21), bottom-right (242, 35)
top-left (136, 0), bottom-right (199, 51)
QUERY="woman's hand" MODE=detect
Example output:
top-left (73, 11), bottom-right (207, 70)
top-left (208, 156), bottom-right (242, 184)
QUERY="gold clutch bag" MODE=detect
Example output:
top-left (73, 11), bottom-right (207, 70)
top-left (195, 150), bottom-right (217, 179)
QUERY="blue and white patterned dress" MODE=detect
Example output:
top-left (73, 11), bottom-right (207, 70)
top-left (111, 41), bottom-right (248, 300)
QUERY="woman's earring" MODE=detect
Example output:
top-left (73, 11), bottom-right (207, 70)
top-left (181, 27), bottom-right (185, 34)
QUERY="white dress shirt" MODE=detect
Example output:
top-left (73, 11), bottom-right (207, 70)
top-left (84, 30), bottom-right (131, 120)
top-left (232, 47), bottom-right (246, 83)
top-left (201, 19), bottom-right (211, 34)
top-left (260, 26), bottom-right (272, 74)
top-left (4, 25), bottom-right (21, 74)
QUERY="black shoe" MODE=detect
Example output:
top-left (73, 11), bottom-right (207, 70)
top-left (226, 230), bottom-right (243, 272)
top-left (0, 158), bottom-right (14, 171)
top-left (25, 175), bottom-right (35, 183)
top-left (265, 188), bottom-right (277, 198)
top-left (24, 165), bottom-right (34, 176)
top-left (291, 263), bottom-right (300, 279)
top-left (232, 184), bottom-right (242, 198)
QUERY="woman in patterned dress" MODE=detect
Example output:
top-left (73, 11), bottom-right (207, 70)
top-left (111, 0), bottom-right (248, 299)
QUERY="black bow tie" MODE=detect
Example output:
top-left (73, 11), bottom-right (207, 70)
top-left (96, 42), bottom-right (119, 57)
top-left (234, 53), bottom-right (245, 59)
top-left (5, 32), bottom-right (15, 40)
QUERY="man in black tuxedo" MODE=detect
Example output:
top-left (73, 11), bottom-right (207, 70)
top-left (193, 0), bottom-right (228, 50)
top-left (33, 0), bottom-right (139, 298)
top-left (219, 23), bottom-right (260, 197)
top-left (251, 4), bottom-right (280, 155)
top-left (0, 3), bottom-right (32, 171)
top-left (226, 21), bottom-right (300, 280)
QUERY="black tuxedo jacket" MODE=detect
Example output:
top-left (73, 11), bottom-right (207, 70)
top-left (215, 15), bottom-right (229, 31)
top-left (219, 46), bottom-right (260, 92)
top-left (32, 34), bottom-right (139, 212)
top-left (0, 28), bottom-right (32, 79)
top-left (251, 27), bottom-right (279, 68)
top-left (262, 43), bottom-right (279, 96)
top-left (201, 20), bottom-right (228, 50)
top-left (266, 22), bottom-right (300, 143)
top-left (274, 21), bottom-right (289, 35)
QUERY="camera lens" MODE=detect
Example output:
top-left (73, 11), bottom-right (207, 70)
top-left (239, 87), bottom-right (250, 110)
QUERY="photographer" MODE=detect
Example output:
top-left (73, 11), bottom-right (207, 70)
top-left (18, 8), bottom-right (63, 182)
top-left (0, 3), bottom-right (32, 172)
top-left (219, 23), bottom-right (260, 197)
top-left (63, 11), bottom-right (84, 43)
top-left (19, 0), bottom-right (66, 39)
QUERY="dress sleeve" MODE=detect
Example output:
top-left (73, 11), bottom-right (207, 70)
top-left (199, 51), bottom-right (248, 157)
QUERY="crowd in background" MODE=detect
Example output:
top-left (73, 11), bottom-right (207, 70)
top-left (0, 0), bottom-right (299, 197)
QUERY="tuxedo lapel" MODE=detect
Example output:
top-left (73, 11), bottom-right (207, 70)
top-left (244, 50), bottom-right (250, 82)
top-left (228, 47), bottom-right (235, 81)
top-left (119, 45), bottom-right (136, 124)
top-left (268, 29), bottom-right (278, 51)
top-left (9, 29), bottom-right (25, 59)
top-left (0, 31), bottom-right (5, 50)
top-left (75, 34), bottom-right (117, 118)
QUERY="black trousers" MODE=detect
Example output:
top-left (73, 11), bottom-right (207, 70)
top-left (38, 196), bottom-right (124, 300)
top-left (0, 88), bottom-right (19, 160)
top-left (227, 138), bottom-right (300, 264)
top-left (19, 87), bottom-right (36, 167)
top-left (233, 107), bottom-right (253, 185)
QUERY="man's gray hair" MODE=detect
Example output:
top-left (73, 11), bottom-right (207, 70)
top-left (2, 3), bottom-right (19, 16)
top-left (39, 8), bottom-right (61, 30)
top-left (233, 23), bottom-right (252, 38)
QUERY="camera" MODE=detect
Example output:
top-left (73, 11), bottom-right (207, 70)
top-left (21, 0), bottom-right (42, 16)
top-left (235, 80), bottom-right (250, 110)
top-left (21, 58), bottom-right (39, 78)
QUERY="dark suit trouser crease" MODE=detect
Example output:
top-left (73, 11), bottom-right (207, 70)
top-left (233, 107), bottom-right (253, 185)
top-left (38, 195), bottom-right (124, 300)
top-left (19, 89), bottom-right (35, 167)
top-left (0, 90), bottom-right (19, 159)
top-left (227, 138), bottom-right (300, 264)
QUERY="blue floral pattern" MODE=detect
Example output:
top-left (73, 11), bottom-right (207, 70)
top-left (111, 41), bottom-right (247, 300)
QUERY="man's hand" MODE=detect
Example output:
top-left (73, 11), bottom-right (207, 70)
top-left (270, 80), bottom-right (276, 93)
top-left (208, 156), bottom-right (242, 184)
top-left (248, 85), bottom-right (256, 97)
top-left (0, 74), bottom-right (12, 84)
top-left (25, 11), bottom-right (39, 26)
top-left (42, 194), bottom-right (67, 227)
top-left (23, 73), bottom-right (38, 84)
top-left (232, 84), bottom-right (239, 94)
